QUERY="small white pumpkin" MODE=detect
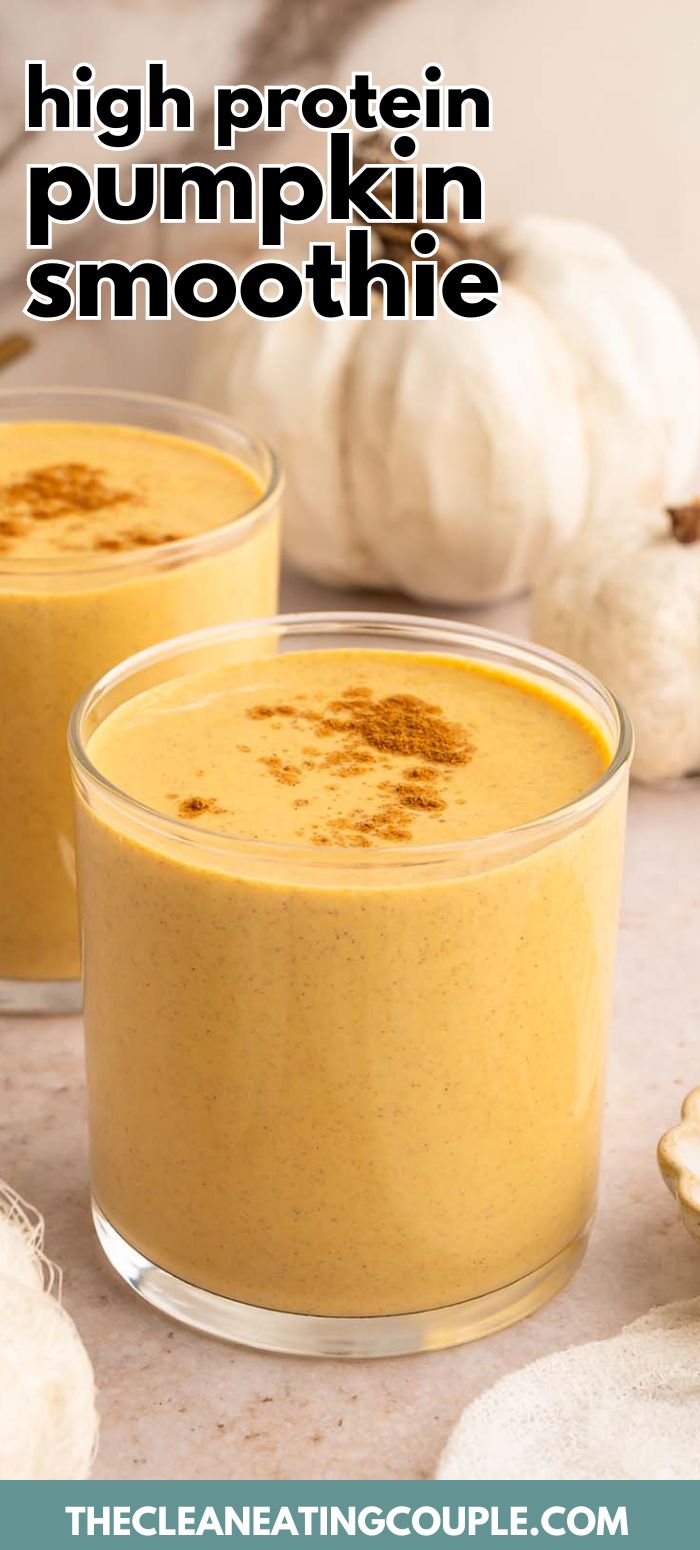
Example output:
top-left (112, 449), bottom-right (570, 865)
top-left (532, 502), bottom-right (700, 783)
top-left (198, 214), bottom-right (700, 604)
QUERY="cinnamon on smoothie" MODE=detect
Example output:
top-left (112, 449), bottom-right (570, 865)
top-left (0, 410), bottom-right (280, 990)
top-left (242, 684), bottom-right (472, 845)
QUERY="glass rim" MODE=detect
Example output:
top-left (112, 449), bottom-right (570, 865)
top-left (0, 384), bottom-right (282, 578)
top-left (68, 611), bottom-right (634, 870)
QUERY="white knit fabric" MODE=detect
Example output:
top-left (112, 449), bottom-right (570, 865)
top-left (438, 1299), bottom-right (700, 1481)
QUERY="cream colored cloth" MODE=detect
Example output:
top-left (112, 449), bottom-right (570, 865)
top-left (437, 1299), bottom-right (700, 1481)
top-left (0, 1183), bottom-right (98, 1479)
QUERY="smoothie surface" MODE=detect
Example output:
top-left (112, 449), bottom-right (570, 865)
top-left (0, 421), bottom-right (262, 558)
top-left (88, 649), bottom-right (612, 847)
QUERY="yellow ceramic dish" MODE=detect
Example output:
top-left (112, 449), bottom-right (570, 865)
top-left (658, 1088), bottom-right (700, 1243)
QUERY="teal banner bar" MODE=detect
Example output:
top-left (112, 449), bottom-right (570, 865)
top-left (0, 1482), bottom-right (694, 1550)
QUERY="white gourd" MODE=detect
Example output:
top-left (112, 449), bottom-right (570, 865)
top-left (532, 505), bottom-right (700, 783)
top-left (0, 1184), bottom-right (99, 1480)
top-left (197, 215), bottom-right (700, 604)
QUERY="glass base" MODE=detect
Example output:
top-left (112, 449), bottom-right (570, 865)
top-left (93, 1201), bottom-right (590, 1358)
top-left (0, 977), bottom-right (82, 1015)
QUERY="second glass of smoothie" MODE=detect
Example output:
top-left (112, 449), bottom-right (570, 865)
top-left (70, 613), bottom-right (632, 1356)
top-left (0, 388), bottom-right (281, 1010)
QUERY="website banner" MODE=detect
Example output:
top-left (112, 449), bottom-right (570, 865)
top-left (0, 1482), bottom-right (688, 1550)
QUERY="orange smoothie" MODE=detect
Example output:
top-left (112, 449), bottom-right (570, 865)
top-left (0, 406), bottom-right (280, 994)
top-left (74, 630), bottom-right (630, 1347)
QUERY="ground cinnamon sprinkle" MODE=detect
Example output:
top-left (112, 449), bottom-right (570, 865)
top-left (0, 461), bottom-right (182, 552)
top-left (392, 782), bottom-right (446, 812)
top-left (177, 795), bottom-right (225, 819)
top-left (1, 462), bottom-right (134, 521)
top-left (93, 526), bottom-right (183, 551)
top-left (260, 755), bottom-right (302, 786)
top-left (244, 682), bottom-right (473, 846)
top-left (247, 703), bottom-right (296, 720)
top-left (322, 690), bottom-right (470, 765)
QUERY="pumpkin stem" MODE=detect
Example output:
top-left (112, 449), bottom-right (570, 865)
top-left (353, 132), bottom-right (496, 275)
top-left (667, 501), bottom-right (700, 545)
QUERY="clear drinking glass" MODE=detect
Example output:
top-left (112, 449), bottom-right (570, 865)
top-left (0, 388), bottom-right (281, 1012)
top-left (70, 613), bottom-right (632, 1357)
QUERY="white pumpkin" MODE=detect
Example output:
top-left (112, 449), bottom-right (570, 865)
top-left (532, 503), bottom-right (700, 783)
top-left (197, 215), bottom-right (700, 604)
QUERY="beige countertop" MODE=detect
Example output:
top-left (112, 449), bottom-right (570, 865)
top-left (2, 574), bottom-right (700, 1481)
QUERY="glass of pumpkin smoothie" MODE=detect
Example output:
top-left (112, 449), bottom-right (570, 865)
top-left (70, 613), bottom-right (632, 1357)
top-left (0, 388), bottom-right (280, 1012)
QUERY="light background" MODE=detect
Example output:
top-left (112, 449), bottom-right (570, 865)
top-left (1, 0), bottom-right (699, 395)
top-left (1, 0), bottom-right (700, 1482)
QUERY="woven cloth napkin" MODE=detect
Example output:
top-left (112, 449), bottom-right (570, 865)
top-left (437, 1298), bottom-right (700, 1480)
